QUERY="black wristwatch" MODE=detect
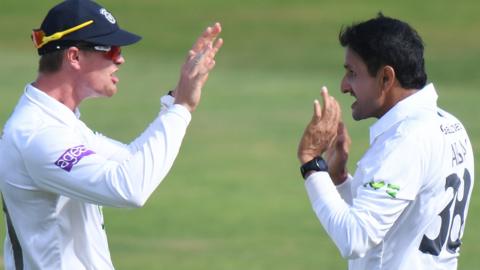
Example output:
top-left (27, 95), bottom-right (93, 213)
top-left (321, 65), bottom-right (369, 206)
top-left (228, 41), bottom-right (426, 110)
top-left (300, 156), bottom-right (328, 179)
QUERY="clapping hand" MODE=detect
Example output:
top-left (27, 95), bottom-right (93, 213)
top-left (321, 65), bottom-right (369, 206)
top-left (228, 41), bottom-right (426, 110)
top-left (174, 22), bottom-right (223, 112)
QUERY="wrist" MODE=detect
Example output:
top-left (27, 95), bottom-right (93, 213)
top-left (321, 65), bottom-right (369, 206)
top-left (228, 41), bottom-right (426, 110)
top-left (300, 156), bottom-right (328, 180)
top-left (331, 171), bottom-right (348, 185)
top-left (298, 154), bottom-right (315, 165)
top-left (174, 101), bottom-right (195, 112)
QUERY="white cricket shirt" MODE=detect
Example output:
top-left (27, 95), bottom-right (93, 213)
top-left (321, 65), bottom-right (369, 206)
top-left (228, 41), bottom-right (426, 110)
top-left (305, 83), bottom-right (474, 270)
top-left (0, 84), bottom-right (191, 269)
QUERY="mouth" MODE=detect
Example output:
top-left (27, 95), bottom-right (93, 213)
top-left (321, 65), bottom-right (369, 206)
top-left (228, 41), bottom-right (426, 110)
top-left (111, 70), bottom-right (119, 84)
top-left (349, 92), bottom-right (357, 108)
top-left (351, 100), bottom-right (357, 109)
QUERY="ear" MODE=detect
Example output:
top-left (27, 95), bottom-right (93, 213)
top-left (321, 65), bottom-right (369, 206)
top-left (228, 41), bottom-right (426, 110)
top-left (379, 65), bottom-right (396, 92)
top-left (64, 47), bottom-right (82, 70)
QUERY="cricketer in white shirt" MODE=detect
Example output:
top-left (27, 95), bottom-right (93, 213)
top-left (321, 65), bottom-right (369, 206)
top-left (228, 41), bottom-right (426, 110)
top-left (305, 83), bottom-right (474, 269)
top-left (0, 84), bottom-right (188, 269)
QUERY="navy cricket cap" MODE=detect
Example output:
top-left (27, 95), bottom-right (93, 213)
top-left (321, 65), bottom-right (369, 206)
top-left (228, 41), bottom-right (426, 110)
top-left (33, 0), bottom-right (141, 55)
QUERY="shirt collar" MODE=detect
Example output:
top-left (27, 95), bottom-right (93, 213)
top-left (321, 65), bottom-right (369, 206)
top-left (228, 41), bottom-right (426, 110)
top-left (369, 83), bottom-right (438, 145)
top-left (24, 84), bottom-right (81, 125)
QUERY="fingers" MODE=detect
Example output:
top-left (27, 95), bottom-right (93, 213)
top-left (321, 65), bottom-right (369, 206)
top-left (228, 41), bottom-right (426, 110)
top-left (341, 121), bottom-right (352, 150)
top-left (192, 22), bottom-right (222, 52)
top-left (210, 38), bottom-right (224, 59)
top-left (184, 22), bottom-right (221, 61)
top-left (300, 86), bottom-right (344, 162)
top-left (202, 37), bottom-right (223, 68)
top-left (321, 86), bottom-right (330, 114)
top-left (331, 97), bottom-right (341, 126)
top-left (185, 49), bottom-right (196, 64)
top-left (313, 99), bottom-right (322, 119)
top-left (320, 87), bottom-right (335, 119)
top-left (312, 86), bottom-right (330, 121)
top-left (336, 122), bottom-right (345, 147)
top-left (337, 121), bottom-right (345, 135)
top-left (202, 22), bottom-right (221, 41)
top-left (184, 23), bottom-right (223, 77)
top-left (319, 86), bottom-right (341, 130)
top-left (175, 23), bottom-right (222, 113)
top-left (336, 122), bottom-right (351, 153)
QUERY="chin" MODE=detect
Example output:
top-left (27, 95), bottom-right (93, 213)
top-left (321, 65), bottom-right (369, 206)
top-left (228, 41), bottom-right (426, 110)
top-left (352, 111), bottom-right (367, 121)
top-left (352, 114), bottom-right (362, 121)
top-left (351, 109), bottom-right (361, 121)
top-left (105, 87), bottom-right (118, 97)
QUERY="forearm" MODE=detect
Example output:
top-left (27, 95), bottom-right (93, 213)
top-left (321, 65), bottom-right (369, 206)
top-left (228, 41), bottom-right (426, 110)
top-left (115, 104), bottom-right (191, 206)
top-left (336, 174), bottom-right (353, 205)
top-left (28, 104), bottom-right (191, 207)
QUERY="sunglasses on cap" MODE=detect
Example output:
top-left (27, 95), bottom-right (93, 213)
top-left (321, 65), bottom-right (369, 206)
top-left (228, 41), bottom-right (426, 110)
top-left (32, 20), bottom-right (94, 49)
top-left (32, 20), bottom-right (122, 60)
top-left (76, 44), bottom-right (122, 60)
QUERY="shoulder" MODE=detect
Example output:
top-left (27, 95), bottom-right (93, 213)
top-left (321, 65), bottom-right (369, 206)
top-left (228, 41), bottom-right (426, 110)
top-left (358, 112), bottom-right (440, 188)
top-left (2, 97), bottom-right (45, 146)
top-left (436, 108), bottom-right (469, 136)
top-left (371, 113), bottom-right (438, 160)
top-left (2, 98), bottom-right (77, 155)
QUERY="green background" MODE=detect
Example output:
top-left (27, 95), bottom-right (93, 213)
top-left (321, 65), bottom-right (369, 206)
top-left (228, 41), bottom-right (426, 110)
top-left (1, 0), bottom-right (479, 269)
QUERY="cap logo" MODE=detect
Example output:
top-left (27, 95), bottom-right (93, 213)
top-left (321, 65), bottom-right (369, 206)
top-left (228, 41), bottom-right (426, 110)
top-left (99, 8), bottom-right (116, 24)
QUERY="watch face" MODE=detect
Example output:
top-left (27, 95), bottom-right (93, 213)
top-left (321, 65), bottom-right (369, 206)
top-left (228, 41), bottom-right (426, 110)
top-left (315, 157), bottom-right (328, 171)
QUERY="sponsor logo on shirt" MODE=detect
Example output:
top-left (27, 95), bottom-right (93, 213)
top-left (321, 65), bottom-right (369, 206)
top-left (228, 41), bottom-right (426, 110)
top-left (440, 122), bottom-right (463, 135)
top-left (54, 145), bottom-right (95, 172)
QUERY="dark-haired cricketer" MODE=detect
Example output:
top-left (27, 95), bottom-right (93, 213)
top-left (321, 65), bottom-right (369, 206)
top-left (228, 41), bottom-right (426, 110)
top-left (297, 14), bottom-right (474, 270)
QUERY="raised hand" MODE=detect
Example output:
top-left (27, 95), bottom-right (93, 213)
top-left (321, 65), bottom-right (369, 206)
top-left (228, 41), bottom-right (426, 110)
top-left (297, 86), bottom-right (341, 164)
top-left (325, 122), bottom-right (351, 185)
top-left (174, 22), bottom-right (223, 112)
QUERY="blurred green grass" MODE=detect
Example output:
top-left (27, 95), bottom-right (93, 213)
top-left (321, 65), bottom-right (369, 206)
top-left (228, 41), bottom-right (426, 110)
top-left (1, 0), bottom-right (479, 269)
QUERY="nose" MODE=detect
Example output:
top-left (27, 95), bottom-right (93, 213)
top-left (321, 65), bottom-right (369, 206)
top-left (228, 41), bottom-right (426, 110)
top-left (114, 54), bottom-right (125, 65)
top-left (340, 75), bottom-right (351, 94)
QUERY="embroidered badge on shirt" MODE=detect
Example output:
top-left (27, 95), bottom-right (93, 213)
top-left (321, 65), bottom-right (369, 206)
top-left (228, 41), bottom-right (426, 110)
top-left (54, 145), bottom-right (95, 172)
top-left (364, 180), bottom-right (401, 198)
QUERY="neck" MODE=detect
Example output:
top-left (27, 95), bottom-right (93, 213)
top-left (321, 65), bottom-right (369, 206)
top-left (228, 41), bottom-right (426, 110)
top-left (378, 85), bottom-right (419, 118)
top-left (33, 72), bottom-right (81, 111)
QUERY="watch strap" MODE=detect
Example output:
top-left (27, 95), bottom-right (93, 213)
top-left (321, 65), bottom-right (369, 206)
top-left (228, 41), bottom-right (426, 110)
top-left (300, 156), bottom-right (328, 179)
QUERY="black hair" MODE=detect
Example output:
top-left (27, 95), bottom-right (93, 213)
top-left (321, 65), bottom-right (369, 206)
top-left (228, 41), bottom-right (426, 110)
top-left (339, 13), bottom-right (427, 89)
